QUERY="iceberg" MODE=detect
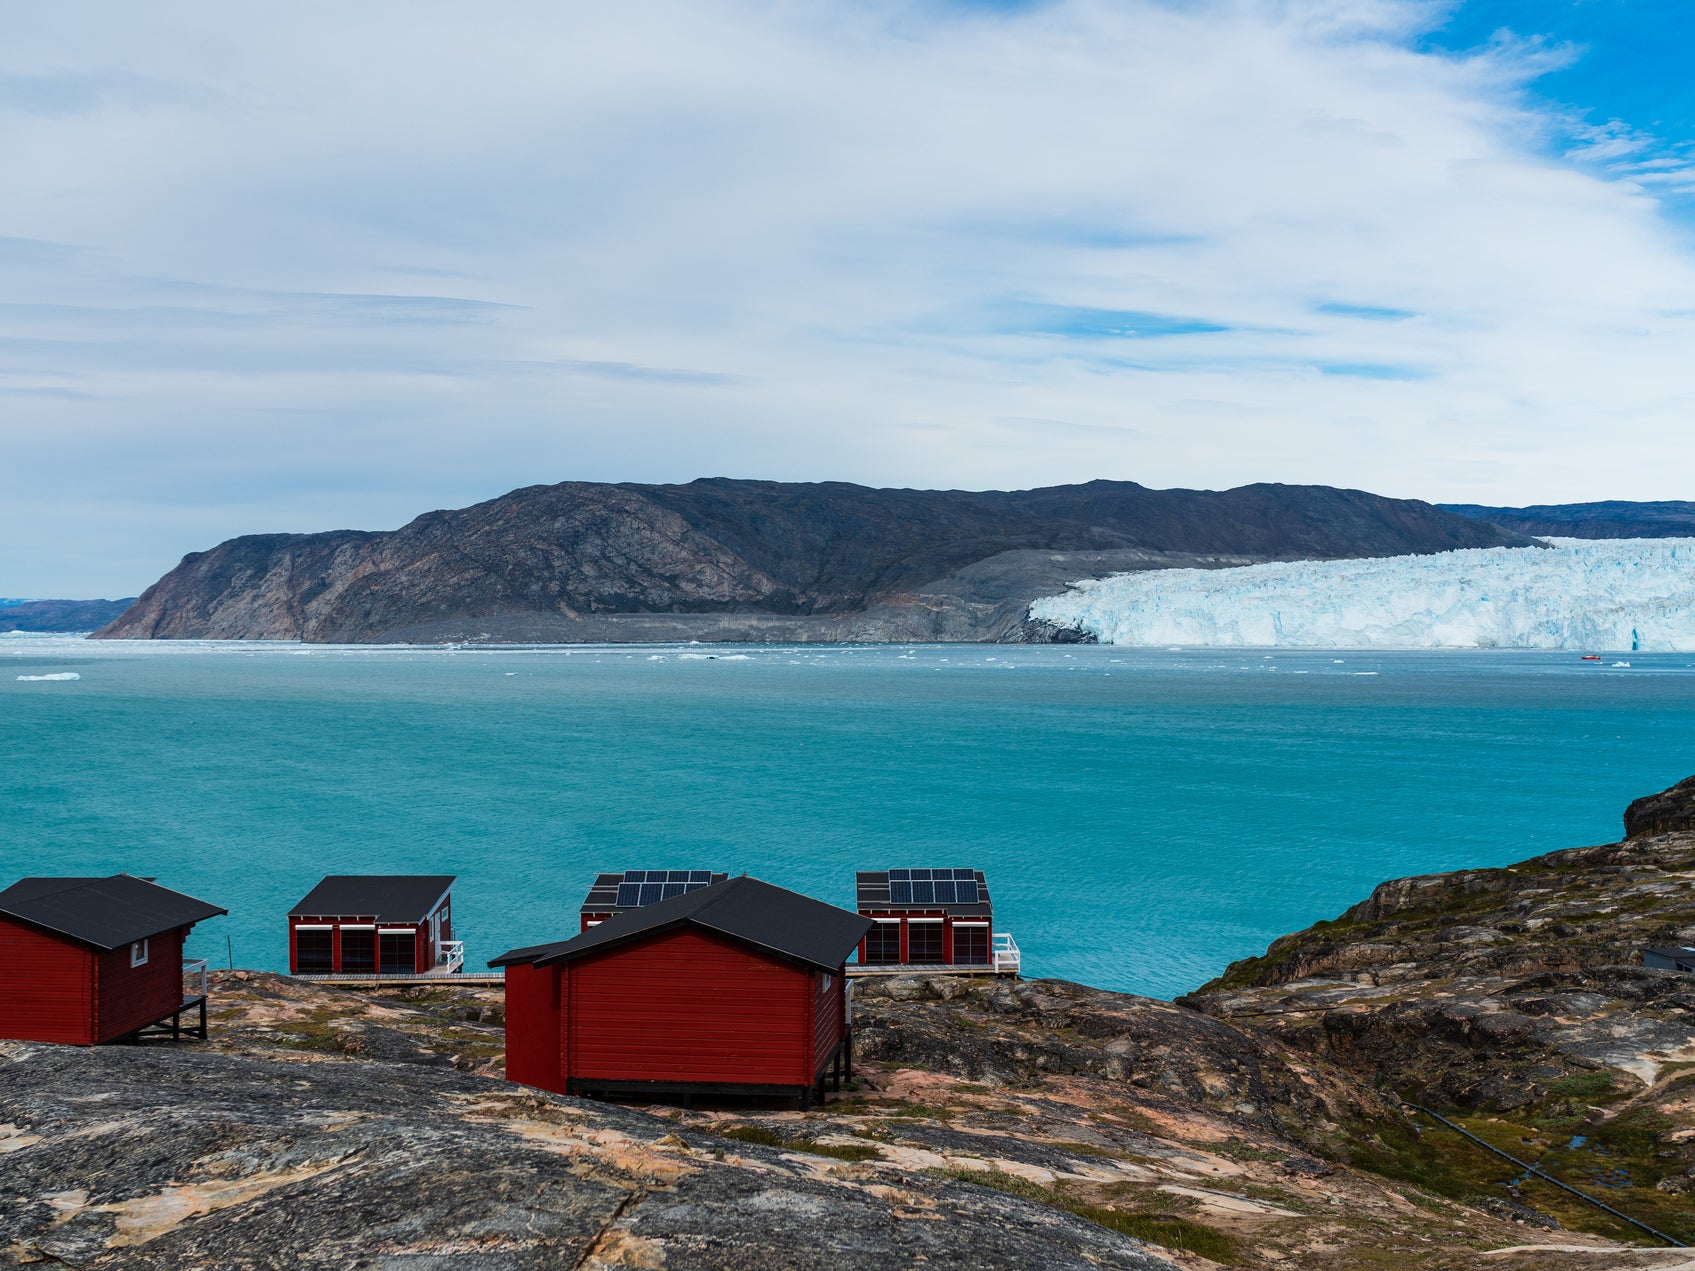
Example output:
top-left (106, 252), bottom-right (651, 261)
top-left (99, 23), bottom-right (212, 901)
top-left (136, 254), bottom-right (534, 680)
top-left (16, 672), bottom-right (81, 681)
top-left (1028, 538), bottom-right (1695, 651)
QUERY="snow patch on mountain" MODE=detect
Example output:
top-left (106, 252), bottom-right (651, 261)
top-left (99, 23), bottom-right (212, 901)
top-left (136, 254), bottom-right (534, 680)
top-left (1028, 538), bottom-right (1695, 650)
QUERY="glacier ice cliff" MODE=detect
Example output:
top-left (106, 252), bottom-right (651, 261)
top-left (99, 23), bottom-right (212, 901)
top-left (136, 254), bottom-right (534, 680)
top-left (1027, 538), bottom-right (1695, 650)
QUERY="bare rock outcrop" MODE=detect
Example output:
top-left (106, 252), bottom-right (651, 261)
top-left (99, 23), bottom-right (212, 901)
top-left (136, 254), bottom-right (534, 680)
top-left (1624, 773), bottom-right (1695, 838)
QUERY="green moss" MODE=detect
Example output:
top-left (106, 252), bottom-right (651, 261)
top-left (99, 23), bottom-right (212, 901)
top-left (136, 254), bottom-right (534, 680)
top-left (717, 1124), bottom-right (787, 1148)
top-left (714, 1124), bottom-right (883, 1161)
top-left (1065, 1205), bottom-right (1240, 1264)
top-left (939, 1170), bottom-right (1239, 1264)
top-left (940, 1167), bottom-right (1056, 1202)
top-left (1545, 1071), bottom-right (1617, 1100)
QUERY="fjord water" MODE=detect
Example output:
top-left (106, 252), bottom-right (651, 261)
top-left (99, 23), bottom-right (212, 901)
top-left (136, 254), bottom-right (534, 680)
top-left (5, 637), bottom-right (1693, 999)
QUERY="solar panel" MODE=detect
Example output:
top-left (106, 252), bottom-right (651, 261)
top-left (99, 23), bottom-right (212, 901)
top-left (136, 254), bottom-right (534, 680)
top-left (882, 868), bottom-right (981, 906)
top-left (610, 869), bottom-right (719, 907)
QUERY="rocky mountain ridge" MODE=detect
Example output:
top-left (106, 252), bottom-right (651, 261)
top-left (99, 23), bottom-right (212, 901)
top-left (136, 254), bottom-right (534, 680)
top-left (0, 599), bottom-right (135, 633)
top-left (1441, 500), bottom-right (1695, 539)
top-left (95, 478), bottom-right (1533, 644)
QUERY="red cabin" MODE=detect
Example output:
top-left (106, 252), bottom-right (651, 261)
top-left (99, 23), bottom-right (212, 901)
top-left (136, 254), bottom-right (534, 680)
top-left (287, 875), bottom-right (459, 978)
top-left (492, 876), bottom-right (870, 1107)
top-left (0, 873), bottom-right (226, 1045)
top-left (855, 868), bottom-right (1009, 971)
top-left (578, 869), bottom-right (727, 931)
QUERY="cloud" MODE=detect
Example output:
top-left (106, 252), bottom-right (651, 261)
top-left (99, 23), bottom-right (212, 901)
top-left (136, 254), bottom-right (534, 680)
top-left (2, 0), bottom-right (1695, 594)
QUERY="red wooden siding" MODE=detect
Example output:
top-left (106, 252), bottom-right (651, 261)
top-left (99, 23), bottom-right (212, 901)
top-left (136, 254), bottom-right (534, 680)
top-left (565, 928), bottom-right (814, 1087)
top-left (857, 910), bottom-right (991, 966)
top-left (0, 917), bottom-right (95, 1045)
top-left (288, 914), bottom-right (436, 974)
top-left (92, 928), bottom-right (186, 1043)
top-left (503, 962), bottom-right (565, 1091)
top-left (812, 969), bottom-right (844, 1071)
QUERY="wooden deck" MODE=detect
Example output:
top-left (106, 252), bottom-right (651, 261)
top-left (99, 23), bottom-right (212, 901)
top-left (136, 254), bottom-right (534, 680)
top-left (294, 970), bottom-right (505, 988)
top-left (847, 963), bottom-right (1015, 978)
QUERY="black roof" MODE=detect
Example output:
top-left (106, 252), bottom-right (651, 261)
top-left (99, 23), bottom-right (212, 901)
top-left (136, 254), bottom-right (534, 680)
top-left (1647, 946), bottom-right (1695, 960)
top-left (580, 870), bottom-right (729, 914)
top-left (855, 869), bottom-right (992, 917)
top-left (0, 874), bottom-right (226, 951)
top-left (289, 876), bottom-right (454, 923)
top-left (493, 876), bottom-right (870, 974)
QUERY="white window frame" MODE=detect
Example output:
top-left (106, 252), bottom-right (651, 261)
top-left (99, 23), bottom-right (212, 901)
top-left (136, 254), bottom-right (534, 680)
top-left (821, 971), bottom-right (833, 992)
top-left (130, 938), bottom-right (149, 967)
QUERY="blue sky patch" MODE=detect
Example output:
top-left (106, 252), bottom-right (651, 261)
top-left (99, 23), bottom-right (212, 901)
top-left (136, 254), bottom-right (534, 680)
top-left (999, 303), bottom-right (1230, 339)
top-left (1316, 302), bottom-right (1418, 322)
top-left (1316, 362), bottom-right (1431, 381)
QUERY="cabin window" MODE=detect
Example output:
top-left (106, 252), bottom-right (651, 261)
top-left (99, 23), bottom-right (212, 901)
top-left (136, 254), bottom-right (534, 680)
top-left (129, 938), bottom-right (149, 967)
top-left (340, 927), bottom-right (376, 974)
top-left (295, 927), bottom-right (333, 974)
top-left (820, 972), bottom-right (833, 992)
top-left (952, 923), bottom-right (990, 966)
top-left (379, 930), bottom-right (417, 975)
top-left (907, 919), bottom-right (944, 964)
top-left (863, 920), bottom-right (901, 964)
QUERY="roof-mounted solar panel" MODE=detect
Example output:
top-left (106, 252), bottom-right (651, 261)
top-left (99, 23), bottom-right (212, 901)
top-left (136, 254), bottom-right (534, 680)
top-left (879, 868), bottom-right (983, 907)
top-left (610, 869), bottom-right (720, 908)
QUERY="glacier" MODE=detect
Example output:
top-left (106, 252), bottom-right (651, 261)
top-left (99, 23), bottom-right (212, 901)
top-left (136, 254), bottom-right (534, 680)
top-left (1027, 538), bottom-right (1695, 651)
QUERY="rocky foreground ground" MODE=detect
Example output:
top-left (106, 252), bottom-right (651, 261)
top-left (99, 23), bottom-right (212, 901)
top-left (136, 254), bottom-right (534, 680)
top-left (6, 779), bottom-right (1695, 1269)
top-left (3, 968), bottom-right (1688, 1269)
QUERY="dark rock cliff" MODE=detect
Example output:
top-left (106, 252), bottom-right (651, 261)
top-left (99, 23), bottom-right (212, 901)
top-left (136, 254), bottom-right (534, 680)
top-left (95, 478), bottom-right (1534, 643)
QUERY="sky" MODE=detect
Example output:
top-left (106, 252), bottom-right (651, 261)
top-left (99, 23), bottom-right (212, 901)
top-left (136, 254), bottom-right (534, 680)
top-left (4, 0), bottom-right (1695, 596)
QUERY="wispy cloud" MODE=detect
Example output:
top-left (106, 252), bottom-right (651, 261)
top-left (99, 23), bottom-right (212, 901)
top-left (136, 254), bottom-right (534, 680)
top-left (2, 0), bottom-right (1695, 593)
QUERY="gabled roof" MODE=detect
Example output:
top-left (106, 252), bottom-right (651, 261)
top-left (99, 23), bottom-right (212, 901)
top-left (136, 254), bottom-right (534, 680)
top-left (289, 875), bottom-right (455, 924)
top-left (492, 876), bottom-right (870, 974)
top-left (0, 874), bottom-right (226, 951)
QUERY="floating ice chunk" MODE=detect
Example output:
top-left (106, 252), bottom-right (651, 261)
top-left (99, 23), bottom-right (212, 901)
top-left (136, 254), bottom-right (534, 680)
top-left (1029, 539), bottom-right (1695, 651)
top-left (17, 672), bottom-right (79, 681)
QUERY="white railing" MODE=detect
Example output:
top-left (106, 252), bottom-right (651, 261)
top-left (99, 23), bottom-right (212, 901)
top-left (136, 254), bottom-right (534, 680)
top-left (993, 933), bottom-right (1021, 974)
top-left (183, 958), bottom-right (209, 998)
top-left (436, 940), bottom-right (465, 974)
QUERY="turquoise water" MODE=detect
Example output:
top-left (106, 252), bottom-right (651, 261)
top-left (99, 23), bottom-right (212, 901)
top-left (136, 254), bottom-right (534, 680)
top-left (5, 637), bottom-right (1694, 999)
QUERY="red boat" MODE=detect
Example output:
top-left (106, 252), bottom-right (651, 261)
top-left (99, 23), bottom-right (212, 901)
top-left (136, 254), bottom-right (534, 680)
top-left (1580, 655), bottom-right (1603, 661)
